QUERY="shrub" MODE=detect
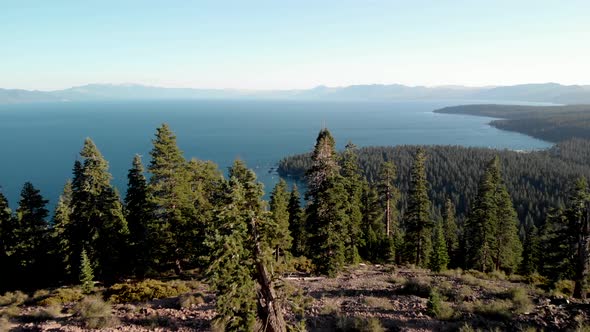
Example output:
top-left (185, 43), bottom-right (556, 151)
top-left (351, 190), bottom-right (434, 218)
top-left (524, 272), bottom-right (547, 286)
top-left (362, 296), bottom-right (393, 310)
top-left (288, 256), bottom-right (314, 274)
top-left (335, 315), bottom-right (385, 332)
top-left (0, 305), bottom-right (20, 318)
top-left (320, 298), bottom-right (340, 315)
top-left (388, 274), bottom-right (407, 284)
top-left (507, 287), bottom-right (533, 314)
top-left (178, 293), bottom-right (205, 309)
top-left (0, 291), bottom-right (28, 307)
top-left (0, 317), bottom-right (10, 331)
top-left (397, 277), bottom-right (431, 298)
top-left (26, 304), bottom-right (62, 322)
top-left (39, 288), bottom-right (84, 306)
top-left (107, 279), bottom-right (190, 303)
top-left (74, 296), bottom-right (118, 329)
top-left (473, 300), bottom-right (512, 320)
top-left (487, 270), bottom-right (506, 280)
top-left (553, 279), bottom-right (575, 297)
top-left (32, 289), bottom-right (51, 302)
top-left (427, 289), bottom-right (454, 320)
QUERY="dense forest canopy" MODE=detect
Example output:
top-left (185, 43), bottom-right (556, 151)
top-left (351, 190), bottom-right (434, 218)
top-left (435, 104), bottom-right (590, 142)
top-left (278, 139), bottom-right (590, 227)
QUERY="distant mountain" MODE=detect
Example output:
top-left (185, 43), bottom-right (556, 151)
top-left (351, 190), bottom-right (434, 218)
top-left (1, 82), bottom-right (590, 104)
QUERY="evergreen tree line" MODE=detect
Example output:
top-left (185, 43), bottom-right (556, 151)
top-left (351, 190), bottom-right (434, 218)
top-left (278, 139), bottom-right (590, 229)
top-left (281, 131), bottom-right (590, 297)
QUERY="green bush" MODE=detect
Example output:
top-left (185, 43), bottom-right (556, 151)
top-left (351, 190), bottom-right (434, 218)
top-left (0, 291), bottom-right (28, 307)
top-left (335, 315), bottom-right (385, 332)
top-left (427, 289), bottom-right (454, 320)
top-left (38, 288), bottom-right (84, 306)
top-left (397, 277), bottom-right (432, 298)
top-left (107, 279), bottom-right (190, 303)
top-left (507, 287), bottom-right (533, 314)
top-left (553, 279), bottom-right (575, 297)
top-left (74, 296), bottom-right (118, 329)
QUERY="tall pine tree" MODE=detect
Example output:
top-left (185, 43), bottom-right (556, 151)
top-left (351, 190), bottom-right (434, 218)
top-left (305, 128), bottom-right (348, 276)
top-left (69, 138), bottom-right (129, 282)
top-left (288, 184), bottom-right (306, 257)
top-left (125, 154), bottom-right (152, 275)
top-left (404, 148), bottom-right (433, 267)
top-left (340, 142), bottom-right (363, 264)
top-left (269, 179), bottom-right (292, 264)
top-left (148, 124), bottom-right (194, 274)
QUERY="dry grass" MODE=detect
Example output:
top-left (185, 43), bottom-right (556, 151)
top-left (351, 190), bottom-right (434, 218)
top-left (178, 293), bottom-right (205, 309)
top-left (362, 296), bottom-right (393, 310)
top-left (506, 287), bottom-right (533, 314)
top-left (472, 299), bottom-right (513, 320)
top-left (397, 277), bottom-right (432, 297)
top-left (74, 296), bottom-right (119, 329)
top-left (319, 298), bottom-right (341, 315)
top-left (335, 315), bottom-right (385, 332)
top-left (0, 291), bottom-right (28, 307)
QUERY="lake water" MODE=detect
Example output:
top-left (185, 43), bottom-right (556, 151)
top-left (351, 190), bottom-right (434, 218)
top-left (0, 99), bottom-right (551, 209)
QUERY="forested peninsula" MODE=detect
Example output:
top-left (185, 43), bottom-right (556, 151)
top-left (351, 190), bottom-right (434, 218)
top-left (434, 104), bottom-right (590, 142)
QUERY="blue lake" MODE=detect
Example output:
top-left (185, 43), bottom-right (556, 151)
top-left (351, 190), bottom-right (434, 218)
top-left (0, 99), bottom-right (551, 209)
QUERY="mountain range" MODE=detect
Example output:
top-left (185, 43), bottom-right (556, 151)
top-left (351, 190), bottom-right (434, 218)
top-left (2, 82), bottom-right (590, 104)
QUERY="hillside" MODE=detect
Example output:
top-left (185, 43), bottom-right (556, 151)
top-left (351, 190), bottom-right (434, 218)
top-left (1, 265), bottom-right (586, 331)
top-left (3, 82), bottom-right (590, 104)
top-left (434, 104), bottom-right (590, 142)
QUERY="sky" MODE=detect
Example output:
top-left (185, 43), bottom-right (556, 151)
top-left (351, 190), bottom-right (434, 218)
top-left (1, 0), bottom-right (590, 90)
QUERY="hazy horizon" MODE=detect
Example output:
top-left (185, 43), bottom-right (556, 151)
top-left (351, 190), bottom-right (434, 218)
top-left (2, 1), bottom-right (589, 91)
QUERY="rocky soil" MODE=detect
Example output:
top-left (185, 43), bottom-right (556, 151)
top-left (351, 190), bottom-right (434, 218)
top-left (2, 265), bottom-right (589, 331)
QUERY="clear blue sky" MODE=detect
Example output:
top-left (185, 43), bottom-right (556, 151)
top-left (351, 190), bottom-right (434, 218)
top-left (1, 0), bottom-right (589, 90)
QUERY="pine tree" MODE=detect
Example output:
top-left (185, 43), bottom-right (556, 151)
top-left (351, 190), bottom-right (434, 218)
top-left (404, 148), bottom-right (433, 267)
top-left (269, 179), bottom-right (292, 264)
top-left (305, 129), bottom-right (348, 276)
top-left (520, 220), bottom-right (540, 276)
top-left (359, 184), bottom-right (385, 262)
top-left (69, 138), bottom-right (129, 282)
top-left (340, 142), bottom-right (363, 264)
top-left (429, 218), bottom-right (449, 272)
top-left (567, 177), bottom-right (590, 299)
top-left (540, 207), bottom-right (574, 281)
top-left (13, 182), bottom-right (50, 287)
top-left (125, 155), bottom-right (152, 276)
top-left (442, 199), bottom-right (459, 266)
top-left (0, 192), bottom-right (14, 289)
top-left (79, 249), bottom-right (94, 294)
top-left (377, 161), bottom-right (398, 238)
top-left (494, 183), bottom-right (523, 273)
top-left (207, 179), bottom-right (257, 330)
top-left (147, 124), bottom-right (194, 274)
top-left (464, 156), bottom-right (522, 273)
top-left (51, 180), bottom-right (73, 280)
top-left (305, 128), bottom-right (339, 201)
top-left (207, 164), bottom-right (286, 332)
top-left (288, 184), bottom-right (306, 257)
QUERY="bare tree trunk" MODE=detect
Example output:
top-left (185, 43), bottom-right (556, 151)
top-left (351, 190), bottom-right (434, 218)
top-left (386, 194), bottom-right (391, 237)
top-left (251, 218), bottom-right (287, 332)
